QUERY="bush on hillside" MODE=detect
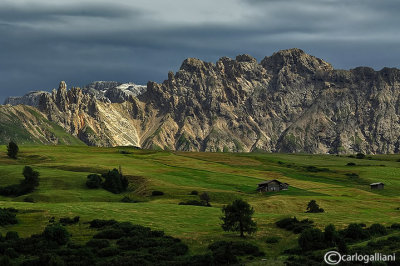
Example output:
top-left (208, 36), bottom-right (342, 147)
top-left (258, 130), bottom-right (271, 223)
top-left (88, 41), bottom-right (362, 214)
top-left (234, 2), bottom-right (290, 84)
top-left (0, 208), bottom-right (18, 226)
top-left (265, 236), bottom-right (280, 244)
top-left (0, 166), bottom-right (40, 197)
top-left (368, 223), bottom-right (387, 236)
top-left (341, 223), bottom-right (370, 241)
top-left (306, 200), bottom-right (324, 213)
top-left (298, 228), bottom-right (325, 251)
top-left (276, 217), bottom-right (314, 233)
top-left (86, 174), bottom-right (102, 189)
top-left (59, 216), bottom-right (80, 225)
top-left (43, 224), bottom-right (70, 245)
top-left (356, 153), bottom-right (366, 159)
top-left (190, 190), bottom-right (198, 195)
top-left (391, 223), bottom-right (400, 230)
top-left (179, 200), bottom-right (209, 206)
top-left (102, 169), bottom-right (128, 194)
top-left (89, 219), bottom-right (118, 228)
top-left (151, 190), bottom-right (164, 196)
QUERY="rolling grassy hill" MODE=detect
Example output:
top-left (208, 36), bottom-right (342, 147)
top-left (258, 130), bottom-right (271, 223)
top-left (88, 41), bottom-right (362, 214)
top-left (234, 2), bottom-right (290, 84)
top-left (0, 146), bottom-right (399, 263)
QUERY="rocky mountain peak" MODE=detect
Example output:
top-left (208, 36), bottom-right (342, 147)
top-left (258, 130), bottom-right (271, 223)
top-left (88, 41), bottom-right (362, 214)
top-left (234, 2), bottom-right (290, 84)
top-left (261, 48), bottom-right (333, 74)
top-left (180, 58), bottom-right (214, 73)
top-left (235, 54), bottom-right (257, 63)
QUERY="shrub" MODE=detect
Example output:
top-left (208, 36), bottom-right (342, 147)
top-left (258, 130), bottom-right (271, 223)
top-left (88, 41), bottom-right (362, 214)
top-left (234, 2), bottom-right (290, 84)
top-left (0, 208), bottom-right (18, 226)
top-left (298, 228), bottom-right (325, 251)
top-left (86, 174), bottom-right (102, 189)
top-left (306, 200), bottom-right (324, 213)
top-left (43, 224), bottom-right (70, 245)
top-left (346, 173), bottom-right (359, 178)
top-left (265, 236), bottom-right (280, 244)
top-left (190, 190), bottom-right (198, 195)
top-left (0, 166), bottom-right (40, 196)
top-left (89, 219), bottom-right (118, 228)
top-left (151, 191), bottom-right (164, 196)
top-left (368, 223), bottom-right (387, 236)
top-left (276, 217), bottom-right (314, 233)
top-left (24, 196), bottom-right (35, 203)
top-left (121, 196), bottom-right (138, 203)
top-left (4, 248), bottom-right (19, 258)
top-left (93, 229), bottom-right (125, 239)
top-left (97, 247), bottom-right (120, 257)
top-left (208, 241), bottom-right (238, 265)
top-left (391, 223), bottom-right (400, 230)
top-left (347, 162), bottom-right (356, 166)
top-left (178, 200), bottom-right (207, 206)
top-left (7, 141), bottom-right (19, 159)
top-left (342, 223), bottom-right (369, 241)
top-left (324, 224), bottom-right (339, 246)
top-left (86, 239), bottom-right (110, 249)
top-left (59, 216), bottom-right (80, 225)
top-left (356, 153), bottom-right (365, 159)
top-left (5, 231), bottom-right (19, 241)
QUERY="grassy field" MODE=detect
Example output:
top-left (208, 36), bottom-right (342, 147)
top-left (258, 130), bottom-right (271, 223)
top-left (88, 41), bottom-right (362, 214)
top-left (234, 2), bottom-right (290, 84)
top-left (0, 145), bottom-right (399, 263)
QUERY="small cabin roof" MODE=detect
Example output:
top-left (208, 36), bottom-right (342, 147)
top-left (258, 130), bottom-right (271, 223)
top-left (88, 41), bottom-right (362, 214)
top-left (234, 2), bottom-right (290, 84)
top-left (258, 179), bottom-right (283, 186)
top-left (370, 182), bottom-right (384, 186)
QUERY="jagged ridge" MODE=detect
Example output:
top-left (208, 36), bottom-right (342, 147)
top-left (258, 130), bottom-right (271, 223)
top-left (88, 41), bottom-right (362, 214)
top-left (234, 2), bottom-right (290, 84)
top-left (3, 48), bottom-right (400, 154)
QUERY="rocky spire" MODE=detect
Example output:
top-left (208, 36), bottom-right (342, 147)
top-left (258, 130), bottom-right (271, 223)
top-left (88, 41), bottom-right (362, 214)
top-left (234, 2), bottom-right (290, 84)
top-left (56, 81), bottom-right (68, 111)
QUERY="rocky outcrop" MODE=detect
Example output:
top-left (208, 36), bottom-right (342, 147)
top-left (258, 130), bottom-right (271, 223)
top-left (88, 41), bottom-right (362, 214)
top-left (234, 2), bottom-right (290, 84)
top-left (3, 48), bottom-right (400, 154)
top-left (4, 91), bottom-right (50, 107)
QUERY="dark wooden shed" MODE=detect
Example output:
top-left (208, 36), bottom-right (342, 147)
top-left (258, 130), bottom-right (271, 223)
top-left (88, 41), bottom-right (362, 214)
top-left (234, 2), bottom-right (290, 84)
top-left (370, 182), bottom-right (384, 189)
top-left (257, 180), bottom-right (289, 192)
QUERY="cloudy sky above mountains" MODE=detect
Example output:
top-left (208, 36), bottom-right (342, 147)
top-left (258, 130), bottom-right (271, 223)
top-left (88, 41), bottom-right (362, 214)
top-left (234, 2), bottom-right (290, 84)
top-left (1, 0), bottom-right (399, 102)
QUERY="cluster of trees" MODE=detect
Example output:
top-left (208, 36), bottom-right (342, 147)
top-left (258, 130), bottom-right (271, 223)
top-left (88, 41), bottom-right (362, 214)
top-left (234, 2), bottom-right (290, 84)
top-left (86, 168), bottom-right (128, 194)
top-left (285, 222), bottom-right (400, 265)
top-left (0, 166), bottom-right (40, 197)
top-left (0, 219), bottom-right (265, 265)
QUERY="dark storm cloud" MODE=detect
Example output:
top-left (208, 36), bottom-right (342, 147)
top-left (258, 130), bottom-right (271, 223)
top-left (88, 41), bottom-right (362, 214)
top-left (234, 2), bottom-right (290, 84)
top-left (1, 0), bottom-right (399, 103)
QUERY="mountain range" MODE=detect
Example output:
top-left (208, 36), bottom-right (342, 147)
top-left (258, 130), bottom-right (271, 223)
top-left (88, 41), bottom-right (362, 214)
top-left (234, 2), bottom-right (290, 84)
top-left (2, 48), bottom-right (400, 154)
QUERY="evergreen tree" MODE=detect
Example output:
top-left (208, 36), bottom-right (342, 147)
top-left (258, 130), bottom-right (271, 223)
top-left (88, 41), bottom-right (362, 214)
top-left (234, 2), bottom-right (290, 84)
top-left (7, 141), bottom-right (19, 159)
top-left (306, 200), bottom-right (324, 213)
top-left (221, 199), bottom-right (257, 237)
top-left (102, 168), bottom-right (128, 194)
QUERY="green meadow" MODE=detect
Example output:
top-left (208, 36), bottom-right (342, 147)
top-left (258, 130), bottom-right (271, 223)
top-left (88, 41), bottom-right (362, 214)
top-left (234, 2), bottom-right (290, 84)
top-left (1, 145), bottom-right (400, 262)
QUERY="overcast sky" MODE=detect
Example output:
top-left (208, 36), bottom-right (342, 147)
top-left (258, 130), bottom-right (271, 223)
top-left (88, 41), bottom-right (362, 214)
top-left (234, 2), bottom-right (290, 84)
top-left (1, 0), bottom-right (399, 103)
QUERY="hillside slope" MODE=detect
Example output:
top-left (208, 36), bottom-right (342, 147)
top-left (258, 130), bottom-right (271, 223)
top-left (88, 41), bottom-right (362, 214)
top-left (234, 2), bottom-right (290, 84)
top-left (0, 105), bottom-right (85, 145)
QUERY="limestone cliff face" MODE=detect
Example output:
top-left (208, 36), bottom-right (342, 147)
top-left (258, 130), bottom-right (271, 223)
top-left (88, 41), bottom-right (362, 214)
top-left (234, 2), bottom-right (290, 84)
top-left (3, 48), bottom-right (400, 154)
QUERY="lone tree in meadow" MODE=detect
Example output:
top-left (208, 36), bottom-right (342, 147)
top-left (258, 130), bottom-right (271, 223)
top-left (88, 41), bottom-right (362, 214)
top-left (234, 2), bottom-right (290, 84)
top-left (306, 200), bottom-right (324, 213)
top-left (200, 192), bottom-right (211, 206)
top-left (221, 199), bottom-right (257, 237)
top-left (7, 141), bottom-right (19, 159)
